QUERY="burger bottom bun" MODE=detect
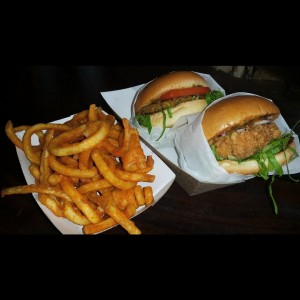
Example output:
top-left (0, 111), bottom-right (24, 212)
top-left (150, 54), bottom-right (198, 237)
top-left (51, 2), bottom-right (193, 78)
top-left (149, 99), bottom-right (207, 128)
top-left (218, 141), bottom-right (296, 175)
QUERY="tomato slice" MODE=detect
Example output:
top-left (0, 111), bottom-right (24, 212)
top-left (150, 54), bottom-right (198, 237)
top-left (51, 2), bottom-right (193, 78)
top-left (160, 86), bottom-right (211, 101)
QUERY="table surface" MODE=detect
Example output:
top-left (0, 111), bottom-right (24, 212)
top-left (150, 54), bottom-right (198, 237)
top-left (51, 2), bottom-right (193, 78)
top-left (1, 66), bottom-right (300, 235)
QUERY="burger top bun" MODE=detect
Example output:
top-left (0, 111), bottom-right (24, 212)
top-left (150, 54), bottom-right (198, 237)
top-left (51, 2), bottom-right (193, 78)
top-left (202, 95), bottom-right (281, 142)
top-left (134, 71), bottom-right (208, 114)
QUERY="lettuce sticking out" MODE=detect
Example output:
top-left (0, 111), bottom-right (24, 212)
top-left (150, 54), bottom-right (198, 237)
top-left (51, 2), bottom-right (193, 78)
top-left (205, 90), bottom-right (225, 105)
top-left (211, 125), bottom-right (299, 214)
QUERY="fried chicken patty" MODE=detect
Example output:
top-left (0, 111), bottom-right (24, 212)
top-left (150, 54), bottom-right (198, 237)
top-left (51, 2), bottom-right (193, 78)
top-left (210, 123), bottom-right (282, 160)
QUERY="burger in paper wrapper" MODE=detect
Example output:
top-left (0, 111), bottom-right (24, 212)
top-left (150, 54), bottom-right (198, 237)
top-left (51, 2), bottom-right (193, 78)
top-left (175, 93), bottom-right (300, 184)
top-left (132, 71), bottom-right (225, 146)
top-left (202, 94), bottom-right (297, 177)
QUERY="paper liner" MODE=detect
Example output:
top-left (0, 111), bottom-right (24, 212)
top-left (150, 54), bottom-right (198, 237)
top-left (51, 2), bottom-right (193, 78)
top-left (175, 92), bottom-right (300, 184)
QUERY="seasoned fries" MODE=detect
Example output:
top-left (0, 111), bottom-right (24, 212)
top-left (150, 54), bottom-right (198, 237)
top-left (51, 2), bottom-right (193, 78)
top-left (1, 104), bottom-right (156, 234)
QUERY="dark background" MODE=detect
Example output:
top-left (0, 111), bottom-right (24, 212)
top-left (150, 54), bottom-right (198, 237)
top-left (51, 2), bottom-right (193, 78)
top-left (1, 66), bottom-right (300, 235)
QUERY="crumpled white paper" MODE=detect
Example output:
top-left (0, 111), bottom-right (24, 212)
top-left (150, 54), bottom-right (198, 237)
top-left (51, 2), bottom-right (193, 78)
top-left (174, 92), bottom-right (300, 184)
top-left (130, 72), bottom-right (226, 148)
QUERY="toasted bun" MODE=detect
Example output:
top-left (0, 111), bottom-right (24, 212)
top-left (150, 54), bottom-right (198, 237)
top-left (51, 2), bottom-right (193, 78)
top-left (218, 141), bottom-right (296, 175)
top-left (134, 71), bottom-right (208, 114)
top-left (202, 95), bottom-right (281, 142)
top-left (149, 99), bottom-right (207, 128)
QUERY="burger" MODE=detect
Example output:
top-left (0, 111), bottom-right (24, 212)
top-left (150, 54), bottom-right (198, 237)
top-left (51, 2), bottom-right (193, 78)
top-left (201, 94), bottom-right (298, 178)
top-left (134, 71), bottom-right (224, 140)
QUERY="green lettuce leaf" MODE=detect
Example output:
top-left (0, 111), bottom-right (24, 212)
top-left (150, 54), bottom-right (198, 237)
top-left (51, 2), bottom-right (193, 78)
top-left (212, 128), bottom-right (299, 214)
top-left (205, 90), bottom-right (225, 105)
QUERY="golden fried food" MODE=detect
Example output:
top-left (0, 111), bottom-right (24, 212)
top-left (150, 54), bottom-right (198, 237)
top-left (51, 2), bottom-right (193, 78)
top-left (1, 104), bottom-right (156, 234)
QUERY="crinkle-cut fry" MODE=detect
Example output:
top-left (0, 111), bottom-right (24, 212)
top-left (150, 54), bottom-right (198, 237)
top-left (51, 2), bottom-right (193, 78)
top-left (104, 202), bottom-right (141, 235)
top-left (13, 125), bottom-right (31, 132)
top-left (83, 121), bottom-right (102, 138)
top-left (1, 184), bottom-right (72, 202)
top-left (23, 123), bottom-right (70, 165)
top-left (49, 154), bottom-right (98, 178)
top-left (35, 130), bottom-right (45, 146)
top-left (40, 129), bottom-right (55, 185)
top-left (77, 179), bottom-right (112, 194)
top-left (124, 189), bottom-right (138, 218)
top-left (79, 148), bottom-right (93, 170)
top-left (59, 156), bottom-right (79, 168)
top-left (101, 192), bottom-right (141, 235)
top-left (60, 177), bottom-right (101, 224)
top-left (125, 205), bottom-right (137, 218)
top-left (48, 173), bottom-right (63, 186)
top-left (39, 193), bottom-right (64, 217)
top-left (101, 152), bottom-right (120, 167)
top-left (63, 202), bottom-right (90, 226)
top-left (98, 186), bottom-right (116, 194)
top-left (134, 185), bottom-right (145, 206)
top-left (48, 120), bottom-right (111, 157)
top-left (144, 186), bottom-right (154, 206)
top-left (126, 189), bottom-right (138, 209)
top-left (108, 118), bottom-right (131, 157)
top-left (64, 109), bottom-right (88, 128)
top-left (88, 104), bottom-right (98, 122)
top-left (29, 164), bottom-right (40, 181)
top-left (96, 106), bottom-right (107, 120)
top-left (71, 109), bottom-right (89, 121)
top-left (83, 217), bottom-right (117, 234)
top-left (91, 149), bottom-right (137, 190)
top-left (112, 167), bottom-right (155, 182)
top-left (85, 192), bottom-right (105, 217)
top-left (5, 120), bottom-right (25, 150)
top-left (104, 114), bottom-right (116, 126)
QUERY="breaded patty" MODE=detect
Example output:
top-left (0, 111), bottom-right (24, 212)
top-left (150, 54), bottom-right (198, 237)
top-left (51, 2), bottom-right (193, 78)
top-left (211, 123), bottom-right (282, 160)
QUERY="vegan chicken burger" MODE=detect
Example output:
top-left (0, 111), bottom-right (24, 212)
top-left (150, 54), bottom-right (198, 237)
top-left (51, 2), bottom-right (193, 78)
top-left (134, 71), bottom-right (224, 139)
top-left (202, 94), bottom-right (297, 177)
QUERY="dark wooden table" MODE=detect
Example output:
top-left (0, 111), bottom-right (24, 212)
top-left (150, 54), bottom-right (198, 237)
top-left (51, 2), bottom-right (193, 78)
top-left (1, 66), bottom-right (300, 235)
